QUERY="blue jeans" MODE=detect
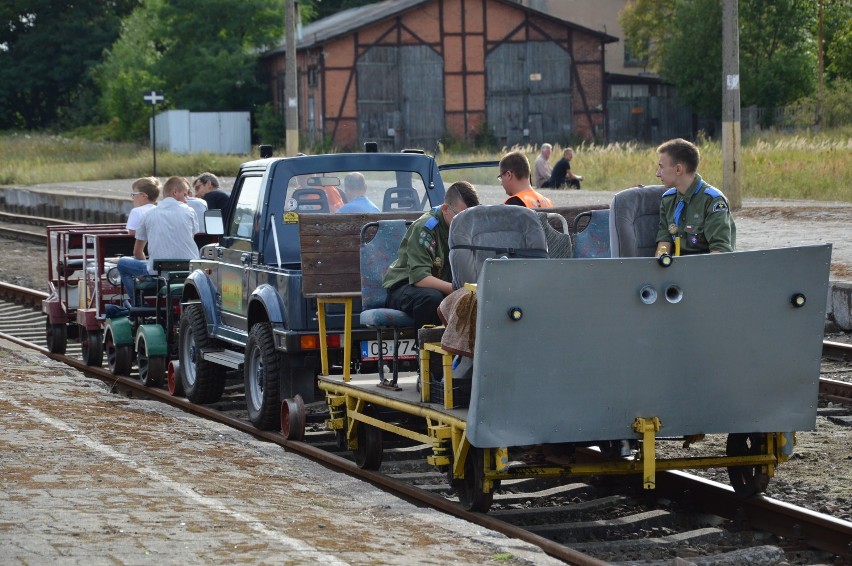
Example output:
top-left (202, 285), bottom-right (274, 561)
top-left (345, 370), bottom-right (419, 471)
top-left (117, 257), bottom-right (149, 306)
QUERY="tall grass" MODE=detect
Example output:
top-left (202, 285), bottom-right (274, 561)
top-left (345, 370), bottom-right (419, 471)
top-left (2, 129), bottom-right (850, 202)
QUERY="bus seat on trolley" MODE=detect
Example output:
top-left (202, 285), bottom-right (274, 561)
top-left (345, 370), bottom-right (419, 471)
top-left (572, 209), bottom-right (611, 259)
top-left (536, 212), bottom-right (573, 259)
top-left (609, 185), bottom-right (666, 258)
top-left (359, 219), bottom-right (415, 386)
top-left (448, 204), bottom-right (548, 290)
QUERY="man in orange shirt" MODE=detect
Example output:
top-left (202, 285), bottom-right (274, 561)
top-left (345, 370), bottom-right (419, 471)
top-left (499, 151), bottom-right (553, 208)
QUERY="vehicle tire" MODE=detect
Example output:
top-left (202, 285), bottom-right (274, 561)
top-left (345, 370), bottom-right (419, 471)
top-left (46, 321), bottom-right (67, 355)
top-left (137, 335), bottom-right (165, 387)
top-left (179, 304), bottom-right (226, 404)
top-left (726, 432), bottom-right (771, 496)
top-left (105, 331), bottom-right (132, 376)
top-left (353, 405), bottom-right (383, 470)
top-left (244, 322), bottom-right (283, 430)
top-left (81, 328), bottom-right (103, 367)
top-left (454, 448), bottom-right (496, 513)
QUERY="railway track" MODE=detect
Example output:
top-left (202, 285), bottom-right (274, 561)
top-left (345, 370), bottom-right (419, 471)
top-left (1, 280), bottom-right (850, 564)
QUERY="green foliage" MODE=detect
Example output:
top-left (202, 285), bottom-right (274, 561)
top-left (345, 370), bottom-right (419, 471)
top-left (0, 0), bottom-right (137, 130)
top-left (94, 0), bottom-right (285, 140)
top-left (823, 0), bottom-right (852, 81)
top-left (254, 103), bottom-right (286, 148)
top-left (783, 78), bottom-right (852, 129)
top-left (621, 0), bottom-right (827, 120)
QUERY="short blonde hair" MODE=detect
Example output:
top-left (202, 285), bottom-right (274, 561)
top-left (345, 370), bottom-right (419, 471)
top-left (131, 177), bottom-right (160, 202)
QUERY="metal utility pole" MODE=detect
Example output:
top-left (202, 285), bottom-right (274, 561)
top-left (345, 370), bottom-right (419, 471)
top-left (143, 90), bottom-right (165, 177)
top-left (722, 0), bottom-right (742, 209)
top-left (817, 0), bottom-right (824, 128)
top-left (285, 0), bottom-right (299, 156)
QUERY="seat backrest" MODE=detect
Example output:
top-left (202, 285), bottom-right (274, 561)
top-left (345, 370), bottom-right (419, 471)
top-left (359, 220), bottom-right (411, 309)
top-left (572, 209), bottom-right (611, 258)
top-left (536, 212), bottom-right (573, 259)
top-left (609, 185), bottom-right (666, 258)
top-left (291, 188), bottom-right (330, 213)
top-left (449, 205), bottom-right (548, 289)
top-left (382, 187), bottom-right (420, 212)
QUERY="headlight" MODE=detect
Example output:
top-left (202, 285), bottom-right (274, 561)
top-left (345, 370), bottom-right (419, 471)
top-left (107, 266), bottom-right (122, 286)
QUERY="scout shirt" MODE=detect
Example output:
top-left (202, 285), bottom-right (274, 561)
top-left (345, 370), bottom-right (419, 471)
top-left (382, 207), bottom-right (450, 289)
top-left (655, 174), bottom-right (736, 254)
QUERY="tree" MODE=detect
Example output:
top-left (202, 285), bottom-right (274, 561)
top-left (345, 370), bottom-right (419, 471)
top-left (824, 0), bottom-right (852, 81)
top-left (94, 0), bottom-right (285, 140)
top-left (620, 0), bottom-right (819, 120)
top-left (0, 0), bottom-right (138, 130)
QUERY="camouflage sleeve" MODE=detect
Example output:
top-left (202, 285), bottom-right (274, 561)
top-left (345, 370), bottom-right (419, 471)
top-left (704, 197), bottom-right (735, 252)
top-left (406, 226), bottom-right (439, 284)
top-left (656, 199), bottom-right (672, 243)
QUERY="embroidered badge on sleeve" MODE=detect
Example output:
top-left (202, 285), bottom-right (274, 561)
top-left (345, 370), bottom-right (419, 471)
top-left (712, 201), bottom-right (729, 213)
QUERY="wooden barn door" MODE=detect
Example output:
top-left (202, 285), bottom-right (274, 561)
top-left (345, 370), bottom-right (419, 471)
top-left (486, 41), bottom-right (572, 147)
top-left (358, 45), bottom-right (444, 151)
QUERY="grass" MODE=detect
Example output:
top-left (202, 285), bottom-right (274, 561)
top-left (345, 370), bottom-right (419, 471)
top-left (2, 129), bottom-right (851, 202)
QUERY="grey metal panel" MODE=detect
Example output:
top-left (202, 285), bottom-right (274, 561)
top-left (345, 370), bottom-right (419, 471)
top-left (486, 42), bottom-right (571, 146)
top-left (466, 245), bottom-right (831, 448)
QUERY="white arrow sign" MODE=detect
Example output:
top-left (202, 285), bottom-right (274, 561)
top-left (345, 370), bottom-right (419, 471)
top-left (143, 90), bottom-right (164, 105)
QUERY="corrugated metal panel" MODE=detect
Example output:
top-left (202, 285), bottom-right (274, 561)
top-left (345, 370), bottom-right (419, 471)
top-left (358, 45), bottom-right (444, 151)
top-left (486, 41), bottom-right (571, 147)
top-left (151, 110), bottom-right (250, 154)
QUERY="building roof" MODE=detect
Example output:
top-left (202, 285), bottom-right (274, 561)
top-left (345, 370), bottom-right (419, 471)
top-left (265, 0), bottom-right (618, 57)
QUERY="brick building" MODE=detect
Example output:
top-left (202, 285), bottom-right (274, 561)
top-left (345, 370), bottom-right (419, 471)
top-left (263, 0), bottom-right (616, 150)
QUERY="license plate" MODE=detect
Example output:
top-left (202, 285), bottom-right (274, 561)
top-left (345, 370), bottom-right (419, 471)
top-left (360, 339), bottom-right (417, 361)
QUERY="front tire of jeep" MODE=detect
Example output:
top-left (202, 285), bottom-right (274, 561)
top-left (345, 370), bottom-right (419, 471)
top-left (244, 322), bottom-right (283, 430)
top-left (179, 303), bottom-right (226, 404)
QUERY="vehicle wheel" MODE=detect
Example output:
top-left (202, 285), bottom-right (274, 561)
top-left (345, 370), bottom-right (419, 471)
top-left (46, 321), bottom-right (67, 354)
top-left (137, 335), bottom-right (165, 387)
top-left (280, 395), bottom-right (306, 441)
top-left (354, 405), bottom-right (383, 470)
top-left (179, 304), bottom-right (226, 404)
top-left (726, 432), bottom-right (770, 496)
top-left (81, 329), bottom-right (103, 367)
top-left (455, 448), bottom-right (496, 513)
top-left (105, 331), bottom-right (132, 376)
top-left (245, 322), bottom-right (282, 430)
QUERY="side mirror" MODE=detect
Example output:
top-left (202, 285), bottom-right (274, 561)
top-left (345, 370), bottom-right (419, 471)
top-left (204, 209), bottom-right (224, 235)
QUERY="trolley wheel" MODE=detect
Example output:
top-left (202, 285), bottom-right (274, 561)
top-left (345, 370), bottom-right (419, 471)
top-left (81, 328), bottom-right (103, 367)
top-left (46, 321), bottom-right (67, 355)
top-left (280, 395), bottom-right (306, 441)
top-left (137, 336), bottom-right (164, 387)
top-left (354, 406), bottom-right (383, 470)
top-left (167, 360), bottom-right (184, 396)
top-left (244, 322), bottom-right (283, 430)
top-left (106, 332), bottom-right (132, 376)
top-left (726, 432), bottom-right (770, 496)
top-left (455, 448), bottom-right (496, 513)
top-left (179, 304), bottom-right (226, 404)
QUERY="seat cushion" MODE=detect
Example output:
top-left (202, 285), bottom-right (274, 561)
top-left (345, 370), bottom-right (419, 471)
top-left (360, 308), bottom-right (415, 328)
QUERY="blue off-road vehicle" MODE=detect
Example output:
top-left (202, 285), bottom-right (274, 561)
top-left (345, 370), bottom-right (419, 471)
top-left (177, 150), bottom-right (458, 429)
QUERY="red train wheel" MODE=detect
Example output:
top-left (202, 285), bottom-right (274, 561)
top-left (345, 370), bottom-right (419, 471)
top-left (280, 395), bottom-right (306, 441)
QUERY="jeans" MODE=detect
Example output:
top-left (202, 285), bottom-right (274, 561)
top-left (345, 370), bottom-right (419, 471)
top-left (117, 257), bottom-right (149, 306)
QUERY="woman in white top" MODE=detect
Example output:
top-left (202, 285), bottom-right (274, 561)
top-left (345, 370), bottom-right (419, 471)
top-left (126, 177), bottom-right (160, 236)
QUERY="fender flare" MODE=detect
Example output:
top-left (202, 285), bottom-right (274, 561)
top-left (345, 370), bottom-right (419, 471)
top-left (105, 317), bottom-right (133, 347)
top-left (249, 283), bottom-right (286, 326)
top-left (136, 324), bottom-right (169, 357)
top-left (183, 269), bottom-right (220, 330)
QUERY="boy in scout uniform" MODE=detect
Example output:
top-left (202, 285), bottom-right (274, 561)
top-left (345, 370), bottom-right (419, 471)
top-left (383, 181), bottom-right (480, 331)
top-left (654, 138), bottom-right (736, 256)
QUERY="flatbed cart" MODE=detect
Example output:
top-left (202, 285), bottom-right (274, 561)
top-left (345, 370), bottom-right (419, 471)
top-left (43, 224), bottom-right (135, 360)
top-left (318, 245), bottom-right (831, 513)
